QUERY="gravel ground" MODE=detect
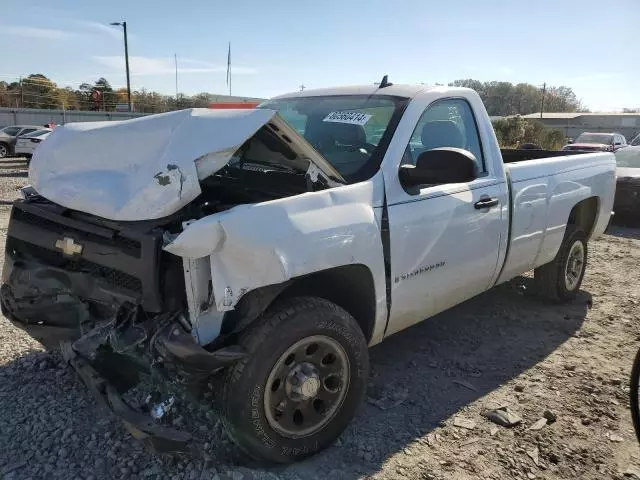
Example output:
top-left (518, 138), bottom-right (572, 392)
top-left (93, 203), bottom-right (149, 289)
top-left (1, 158), bottom-right (640, 480)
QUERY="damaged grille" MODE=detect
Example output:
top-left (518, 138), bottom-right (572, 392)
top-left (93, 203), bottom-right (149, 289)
top-left (12, 208), bottom-right (142, 257)
top-left (4, 200), bottom-right (165, 311)
top-left (6, 237), bottom-right (143, 293)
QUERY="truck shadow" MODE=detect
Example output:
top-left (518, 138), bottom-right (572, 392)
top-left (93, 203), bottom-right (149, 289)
top-left (605, 224), bottom-right (640, 239)
top-left (284, 276), bottom-right (590, 478)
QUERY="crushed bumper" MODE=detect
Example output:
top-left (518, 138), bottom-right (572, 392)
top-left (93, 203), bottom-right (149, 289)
top-left (55, 319), bottom-right (247, 454)
top-left (60, 342), bottom-right (196, 455)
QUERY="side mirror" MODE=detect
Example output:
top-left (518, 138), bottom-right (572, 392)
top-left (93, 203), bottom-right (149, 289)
top-left (399, 147), bottom-right (478, 188)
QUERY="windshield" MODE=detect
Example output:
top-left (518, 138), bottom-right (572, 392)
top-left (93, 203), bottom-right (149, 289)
top-left (21, 129), bottom-right (51, 138)
top-left (259, 95), bottom-right (407, 182)
top-left (575, 133), bottom-right (613, 145)
top-left (632, 134), bottom-right (640, 147)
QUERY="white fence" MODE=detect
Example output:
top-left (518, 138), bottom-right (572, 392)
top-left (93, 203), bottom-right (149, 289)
top-left (0, 107), bottom-right (148, 127)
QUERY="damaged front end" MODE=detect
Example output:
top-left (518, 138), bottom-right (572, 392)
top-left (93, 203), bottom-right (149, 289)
top-left (59, 312), bottom-right (245, 454)
top-left (0, 197), bottom-right (246, 454)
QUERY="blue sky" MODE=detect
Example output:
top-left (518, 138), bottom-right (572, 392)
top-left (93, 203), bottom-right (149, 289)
top-left (1, 0), bottom-right (638, 111)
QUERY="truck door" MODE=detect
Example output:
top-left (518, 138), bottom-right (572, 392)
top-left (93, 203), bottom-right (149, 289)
top-left (384, 97), bottom-right (508, 337)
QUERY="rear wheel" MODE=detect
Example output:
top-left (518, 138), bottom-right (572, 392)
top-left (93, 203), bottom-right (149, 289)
top-left (219, 296), bottom-right (369, 463)
top-left (534, 224), bottom-right (587, 302)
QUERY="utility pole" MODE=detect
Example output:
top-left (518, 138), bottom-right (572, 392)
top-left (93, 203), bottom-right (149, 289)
top-left (110, 21), bottom-right (132, 112)
top-left (299, 84), bottom-right (306, 91)
top-left (174, 53), bottom-right (179, 104)
top-left (540, 82), bottom-right (546, 119)
top-left (19, 77), bottom-right (23, 108)
top-left (226, 42), bottom-right (231, 96)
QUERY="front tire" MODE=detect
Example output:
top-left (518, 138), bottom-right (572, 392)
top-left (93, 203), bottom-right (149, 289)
top-left (220, 296), bottom-right (369, 464)
top-left (534, 224), bottom-right (587, 302)
top-left (0, 143), bottom-right (8, 158)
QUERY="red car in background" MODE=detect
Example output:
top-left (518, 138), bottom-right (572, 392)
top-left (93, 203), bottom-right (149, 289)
top-left (562, 132), bottom-right (627, 152)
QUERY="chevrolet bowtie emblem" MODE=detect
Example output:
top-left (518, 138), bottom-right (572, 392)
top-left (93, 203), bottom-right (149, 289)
top-left (55, 237), bottom-right (83, 256)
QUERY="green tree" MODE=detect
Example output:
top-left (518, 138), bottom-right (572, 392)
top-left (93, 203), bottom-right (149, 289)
top-left (492, 116), bottom-right (565, 149)
top-left (449, 79), bottom-right (584, 116)
top-left (21, 74), bottom-right (58, 109)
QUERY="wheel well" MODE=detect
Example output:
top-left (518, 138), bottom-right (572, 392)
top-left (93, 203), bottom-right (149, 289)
top-left (567, 196), bottom-right (599, 238)
top-left (222, 265), bottom-right (377, 344)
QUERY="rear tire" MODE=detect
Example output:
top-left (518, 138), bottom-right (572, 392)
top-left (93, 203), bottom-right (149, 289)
top-left (219, 296), bottom-right (369, 464)
top-left (534, 225), bottom-right (587, 302)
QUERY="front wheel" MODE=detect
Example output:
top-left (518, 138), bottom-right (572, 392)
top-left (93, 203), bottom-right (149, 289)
top-left (534, 225), bottom-right (587, 302)
top-left (0, 143), bottom-right (8, 158)
top-left (219, 296), bottom-right (369, 463)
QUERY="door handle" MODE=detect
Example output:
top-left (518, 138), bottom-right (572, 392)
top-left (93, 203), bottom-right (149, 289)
top-left (474, 197), bottom-right (499, 209)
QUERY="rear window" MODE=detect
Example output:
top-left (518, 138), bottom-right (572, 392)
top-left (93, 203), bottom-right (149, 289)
top-left (1, 127), bottom-right (21, 136)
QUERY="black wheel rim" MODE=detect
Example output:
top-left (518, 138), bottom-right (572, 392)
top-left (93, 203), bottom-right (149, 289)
top-left (264, 335), bottom-right (350, 438)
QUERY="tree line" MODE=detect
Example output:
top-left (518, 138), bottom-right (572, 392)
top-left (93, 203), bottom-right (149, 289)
top-left (1, 74), bottom-right (593, 116)
top-left (448, 79), bottom-right (587, 116)
top-left (0, 74), bottom-right (234, 113)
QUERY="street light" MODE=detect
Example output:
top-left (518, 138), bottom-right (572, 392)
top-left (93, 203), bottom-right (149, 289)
top-left (110, 21), bottom-right (131, 112)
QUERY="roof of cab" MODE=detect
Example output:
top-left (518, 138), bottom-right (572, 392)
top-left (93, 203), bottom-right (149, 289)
top-left (271, 84), bottom-right (435, 100)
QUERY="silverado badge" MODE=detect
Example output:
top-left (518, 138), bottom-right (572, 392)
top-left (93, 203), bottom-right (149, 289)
top-left (55, 237), bottom-right (83, 256)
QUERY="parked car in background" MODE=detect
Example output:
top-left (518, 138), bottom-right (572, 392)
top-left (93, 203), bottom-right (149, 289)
top-left (613, 135), bottom-right (640, 223)
top-left (0, 125), bottom-right (42, 158)
top-left (562, 132), bottom-right (627, 152)
top-left (14, 128), bottom-right (52, 161)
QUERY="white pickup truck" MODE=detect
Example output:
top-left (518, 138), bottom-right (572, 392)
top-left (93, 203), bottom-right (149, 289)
top-left (1, 82), bottom-right (616, 462)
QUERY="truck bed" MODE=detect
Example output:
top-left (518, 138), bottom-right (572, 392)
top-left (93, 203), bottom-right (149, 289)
top-left (496, 150), bottom-right (616, 285)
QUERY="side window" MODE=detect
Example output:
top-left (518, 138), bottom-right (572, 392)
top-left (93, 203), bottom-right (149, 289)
top-left (404, 98), bottom-right (484, 172)
top-left (18, 128), bottom-right (37, 136)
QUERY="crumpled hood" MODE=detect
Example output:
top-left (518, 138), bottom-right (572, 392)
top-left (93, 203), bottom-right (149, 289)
top-left (29, 108), bottom-right (343, 221)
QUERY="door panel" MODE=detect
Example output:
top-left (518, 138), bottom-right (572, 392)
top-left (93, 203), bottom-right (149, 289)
top-left (385, 179), bottom-right (506, 336)
top-left (382, 96), bottom-right (509, 338)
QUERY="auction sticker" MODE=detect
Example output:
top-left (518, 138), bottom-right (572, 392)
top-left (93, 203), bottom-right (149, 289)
top-left (323, 111), bottom-right (372, 125)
